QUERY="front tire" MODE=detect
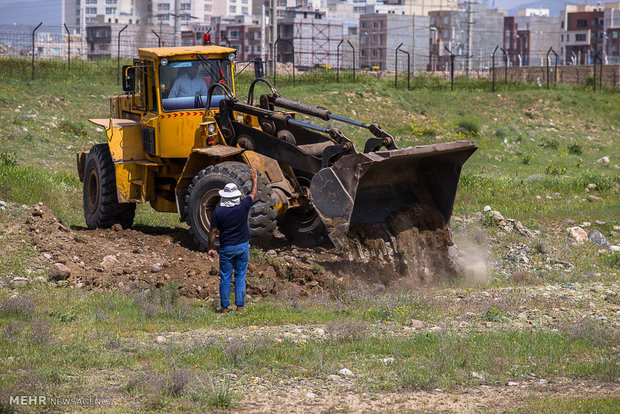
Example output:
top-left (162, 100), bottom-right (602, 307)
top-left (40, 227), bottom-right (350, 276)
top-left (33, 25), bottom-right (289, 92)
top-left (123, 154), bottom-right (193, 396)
top-left (278, 173), bottom-right (326, 246)
top-left (83, 144), bottom-right (136, 229)
top-left (184, 162), bottom-right (277, 250)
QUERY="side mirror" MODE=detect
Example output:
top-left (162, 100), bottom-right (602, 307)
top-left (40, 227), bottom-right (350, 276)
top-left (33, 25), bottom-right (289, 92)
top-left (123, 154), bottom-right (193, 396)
top-left (253, 57), bottom-right (264, 79)
top-left (122, 65), bottom-right (135, 92)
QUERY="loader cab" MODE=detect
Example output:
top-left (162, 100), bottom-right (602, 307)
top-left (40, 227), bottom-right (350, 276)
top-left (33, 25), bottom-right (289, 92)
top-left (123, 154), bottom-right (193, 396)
top-left (158, 56), bottom-right (234, 112)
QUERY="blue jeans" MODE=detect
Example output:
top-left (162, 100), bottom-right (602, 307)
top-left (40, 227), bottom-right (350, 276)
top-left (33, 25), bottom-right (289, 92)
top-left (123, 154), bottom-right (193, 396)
top-left (218, 242), bottom-right (249, 308)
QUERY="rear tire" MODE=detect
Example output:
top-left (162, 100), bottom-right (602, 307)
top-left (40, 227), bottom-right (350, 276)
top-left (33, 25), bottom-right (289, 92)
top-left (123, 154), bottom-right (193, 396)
top-left (83, 144), bottom-right (136, 229)
top-left (184, 162), bottom-right (277, 250)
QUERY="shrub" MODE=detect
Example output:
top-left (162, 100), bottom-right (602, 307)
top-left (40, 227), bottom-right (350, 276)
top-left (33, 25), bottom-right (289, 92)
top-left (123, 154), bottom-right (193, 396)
top-left (325, 319), bottom-right (369, 343)
top-left (0, 295), bottom-right (36, 318)
top-left (482, 306), bottom-right (503, 322)
top-left (0, 151), bottom-right (17, 166)
top-left (58, 120), bottom-right (88, 139)
top-left (311, 264), bottom-right (325, 276)
top-left (494, 127), bottom-right (508, 138)
top-left (545, 164), bottom-right (566, 175)
top-left (249, 247), bottom-right (263, 260)
top-left (189, 376), bottom-right (235, 409)
top-left (539, 139), bottom-right (559, 150)
top-left (29, 317), bottom-right (51, 345)
top-left (456, 118), bottom-right (481, 136)
top-left (567, 143), bottom-right (583, 155)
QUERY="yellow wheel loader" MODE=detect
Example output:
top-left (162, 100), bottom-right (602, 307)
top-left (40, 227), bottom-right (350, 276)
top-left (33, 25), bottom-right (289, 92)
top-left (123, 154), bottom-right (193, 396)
top-left (77, 45), bottom-right (477, 252)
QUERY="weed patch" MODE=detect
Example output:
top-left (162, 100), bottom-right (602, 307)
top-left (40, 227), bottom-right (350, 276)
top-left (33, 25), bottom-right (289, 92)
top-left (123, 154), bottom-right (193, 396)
top-left (58, 120), bottom-right (88, 139)
top-left (0, 294), bottom-right (36, 319)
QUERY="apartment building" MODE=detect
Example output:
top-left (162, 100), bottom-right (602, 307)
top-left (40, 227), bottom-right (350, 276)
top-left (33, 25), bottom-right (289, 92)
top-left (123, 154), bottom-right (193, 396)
top-left (278, 8), bottom-right (343, 67)
top-left (503, 12), bottom-right (560, 67)
top-left (560, 3), bottom-right (620, 65)
top-left (429, 3), bottom-right (505, 72)
top-left (359, 13), bottom-right (429, 70)
top-left (213, 15), bottom-right (264, 61)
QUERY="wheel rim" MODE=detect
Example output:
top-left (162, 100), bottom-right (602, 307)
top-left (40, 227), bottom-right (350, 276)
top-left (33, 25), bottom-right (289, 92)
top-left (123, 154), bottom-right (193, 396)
top-left (86, 166), bottom-right (100, 214)
top-left (199, 189), bottom-right (220, 231)
top-left (294, 175), bottom-right (319, 231)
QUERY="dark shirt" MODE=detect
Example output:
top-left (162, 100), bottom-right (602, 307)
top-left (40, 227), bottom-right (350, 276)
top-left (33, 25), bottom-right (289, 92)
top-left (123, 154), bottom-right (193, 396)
top-left (211, 197), bottom-right (254, 247)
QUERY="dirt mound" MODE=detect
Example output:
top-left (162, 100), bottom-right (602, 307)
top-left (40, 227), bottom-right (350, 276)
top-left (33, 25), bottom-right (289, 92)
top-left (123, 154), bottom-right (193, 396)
top-left (341, 205), bottom-right (457, 286)
top-left (25, 204), bottom-right (328, 299)
top-left (20, 203), bottom-right (459, 299)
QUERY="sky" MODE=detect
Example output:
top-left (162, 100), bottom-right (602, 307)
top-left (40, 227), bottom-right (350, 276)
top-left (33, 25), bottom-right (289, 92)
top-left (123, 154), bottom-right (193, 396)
top-left (0, 0), bottom-right (62, 32)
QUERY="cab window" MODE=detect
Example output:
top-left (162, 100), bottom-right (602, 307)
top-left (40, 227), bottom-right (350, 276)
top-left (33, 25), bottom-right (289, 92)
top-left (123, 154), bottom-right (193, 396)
top-left (159, 58), bottom-right (232, 112)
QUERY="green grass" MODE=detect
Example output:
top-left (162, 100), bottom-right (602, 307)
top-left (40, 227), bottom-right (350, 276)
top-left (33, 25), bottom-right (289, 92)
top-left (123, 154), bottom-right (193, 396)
top-left (1, 286), bottom-right (618, 410)
top-left (1, 58), bottom-right (617, 225)
top-left (0, 58), bottom-right (618, 411)
top-left (518, 397), bottom-right (620, 414)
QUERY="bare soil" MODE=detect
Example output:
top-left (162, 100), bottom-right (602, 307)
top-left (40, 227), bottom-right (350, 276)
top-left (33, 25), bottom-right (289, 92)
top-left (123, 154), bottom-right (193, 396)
top-left (24, 203), bottom-right (457, 298)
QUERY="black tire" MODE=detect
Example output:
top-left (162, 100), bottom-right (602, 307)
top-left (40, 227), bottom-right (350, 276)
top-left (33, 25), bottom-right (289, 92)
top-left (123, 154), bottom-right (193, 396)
top-left (277, 173), bottom-right (326, 245)
top-left (184, 161), bottom-right (277, 250)
top-left (83, 144), bottom-right (136, 229)
top-left (278, 208), bottom-right (326, 246)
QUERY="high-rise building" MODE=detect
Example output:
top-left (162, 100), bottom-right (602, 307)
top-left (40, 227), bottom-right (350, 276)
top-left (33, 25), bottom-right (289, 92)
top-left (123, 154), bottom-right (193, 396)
top-left (63, 0), bottom-right (250, 34)
top-left (212, 0), bottom-right (254, 18)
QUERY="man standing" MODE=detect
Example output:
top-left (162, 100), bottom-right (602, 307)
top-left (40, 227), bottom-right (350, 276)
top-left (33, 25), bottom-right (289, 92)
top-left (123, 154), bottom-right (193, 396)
top-left (207, 169), bottom-right (258, 313)
top-left (168, 62), bottom-right (208, 98)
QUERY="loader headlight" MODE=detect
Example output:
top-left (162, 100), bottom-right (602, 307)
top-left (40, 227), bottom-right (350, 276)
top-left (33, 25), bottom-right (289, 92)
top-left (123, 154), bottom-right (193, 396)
top-left (161, 57), bottom-right (168, 66)
top-left (207, 123), bottom-right (216, 134)
top-left (228, 53), bottom-right (235, 61)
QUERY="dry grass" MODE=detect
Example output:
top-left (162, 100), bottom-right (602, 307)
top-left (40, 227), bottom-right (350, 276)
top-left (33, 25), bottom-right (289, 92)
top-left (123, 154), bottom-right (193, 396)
top-left (325, 319), bottom-right (370, 343)
top-left (0, 294), bottom-right (36, 318)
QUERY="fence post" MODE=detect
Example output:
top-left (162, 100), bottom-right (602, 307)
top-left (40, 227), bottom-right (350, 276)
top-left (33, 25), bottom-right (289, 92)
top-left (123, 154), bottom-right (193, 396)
top-left (553, 50), bottom-right (559, 85)
top-left (546, 47), bottom-right (552, 89)
top-left (444, 46), bottom-right (455, 91)
top-left (492, 46), bottom-right (499, 92)
top-left (152, 30), bottom-right (161, 47)
top-left (117, 25), bottom-right (128, 85)
top-left (395, 42), bottom-right (403, 89)
top-left (347, 40), bottom-right (356, 83)
top-left (599, 53), bottom-right (603, 90)
top-left (500, 47), bottom-right (508, 84)
top-left (405, 49), bottom-right (411, 90)
top-left (64, 23), bottom-right (71, 70)
top-left (398, 48), bottom-right (411, 91)
top-left (336, 39), bottom-right (343, 83)
top-left (31, 22), bottom-right (42, 80)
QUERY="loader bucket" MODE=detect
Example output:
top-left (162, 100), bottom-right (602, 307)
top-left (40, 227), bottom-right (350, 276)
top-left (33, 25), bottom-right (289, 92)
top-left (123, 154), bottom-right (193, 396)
top-left (309, 140), bottom-right (477, 247)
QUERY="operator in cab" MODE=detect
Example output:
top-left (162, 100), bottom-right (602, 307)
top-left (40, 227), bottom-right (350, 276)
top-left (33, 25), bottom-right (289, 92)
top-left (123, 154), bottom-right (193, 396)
top-left (207, 169), bottom-right (258, 313)
top-left (168, 61), bottom-right (208, 98)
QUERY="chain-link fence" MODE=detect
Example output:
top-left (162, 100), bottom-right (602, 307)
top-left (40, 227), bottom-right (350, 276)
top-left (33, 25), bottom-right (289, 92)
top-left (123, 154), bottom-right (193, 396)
top-left (2, 29), bottom-right (618, 92)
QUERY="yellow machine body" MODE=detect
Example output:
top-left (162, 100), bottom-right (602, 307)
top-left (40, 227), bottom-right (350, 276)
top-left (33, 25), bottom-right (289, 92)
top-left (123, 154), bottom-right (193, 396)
top-left (77, 46), bottom-right (292, 220)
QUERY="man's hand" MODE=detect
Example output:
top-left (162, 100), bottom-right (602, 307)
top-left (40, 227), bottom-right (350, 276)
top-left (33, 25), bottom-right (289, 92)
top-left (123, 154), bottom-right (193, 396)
top-left (208, 249), bottom-right (217, 262)
top-left (207, 227), bottom-right (218, 261)
top-left (249, 168), bottom-right (258, 201)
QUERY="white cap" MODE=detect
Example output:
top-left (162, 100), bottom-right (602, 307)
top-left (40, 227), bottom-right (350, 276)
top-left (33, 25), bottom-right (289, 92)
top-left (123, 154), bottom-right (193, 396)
top-left (218, 183), bottom-right (242, 198)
